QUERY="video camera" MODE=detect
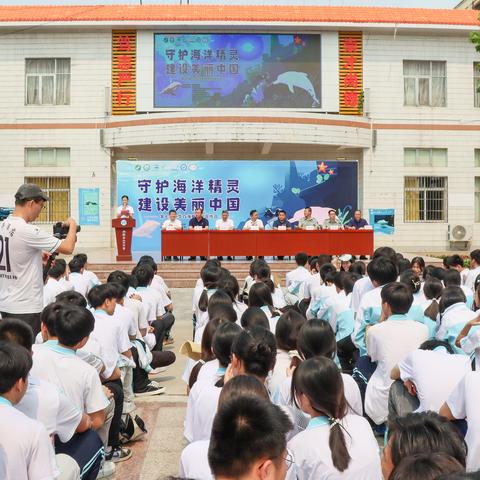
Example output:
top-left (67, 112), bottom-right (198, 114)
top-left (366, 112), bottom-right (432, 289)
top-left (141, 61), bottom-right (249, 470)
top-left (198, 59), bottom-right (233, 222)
top-left (53, 221), bottom-right (81, 240)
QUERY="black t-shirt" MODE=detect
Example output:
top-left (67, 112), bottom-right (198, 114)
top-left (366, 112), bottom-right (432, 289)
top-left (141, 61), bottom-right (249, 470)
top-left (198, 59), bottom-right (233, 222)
top-left (189, 217), bottom-right (209, 228)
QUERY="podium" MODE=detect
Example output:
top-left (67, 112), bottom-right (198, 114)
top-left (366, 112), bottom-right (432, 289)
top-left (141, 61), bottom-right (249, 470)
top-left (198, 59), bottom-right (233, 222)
top-left (112, 217), bottom-right (135, 261)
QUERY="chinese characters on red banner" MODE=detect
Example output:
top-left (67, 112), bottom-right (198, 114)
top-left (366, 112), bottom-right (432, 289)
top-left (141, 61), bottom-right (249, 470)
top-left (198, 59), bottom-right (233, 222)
top-left (112, 31), bottom-right (136, 114)
top-left (339, 33), bottom-right (362, 114)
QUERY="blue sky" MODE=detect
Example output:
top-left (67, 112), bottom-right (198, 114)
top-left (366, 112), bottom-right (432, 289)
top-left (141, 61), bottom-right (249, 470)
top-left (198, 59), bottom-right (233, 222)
top-left (0, 0), bottom-right (459, 7)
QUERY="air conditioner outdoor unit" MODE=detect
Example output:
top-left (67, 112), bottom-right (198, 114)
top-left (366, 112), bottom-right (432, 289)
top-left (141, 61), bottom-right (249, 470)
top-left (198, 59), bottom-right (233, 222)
top-left (448, 224), bottom-right (473, 243)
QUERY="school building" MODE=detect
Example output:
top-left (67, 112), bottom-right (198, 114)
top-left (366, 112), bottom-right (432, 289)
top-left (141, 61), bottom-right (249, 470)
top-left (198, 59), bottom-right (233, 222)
top-left (0, 5), bottom-right (479, 253)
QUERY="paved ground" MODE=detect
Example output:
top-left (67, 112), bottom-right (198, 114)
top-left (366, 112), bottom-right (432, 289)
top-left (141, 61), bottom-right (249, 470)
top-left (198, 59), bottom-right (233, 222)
top-left (116, 288), bottom-right (193, 480)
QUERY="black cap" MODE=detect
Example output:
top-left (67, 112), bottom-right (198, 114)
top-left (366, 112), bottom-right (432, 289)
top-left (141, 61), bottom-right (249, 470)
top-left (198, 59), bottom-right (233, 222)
top-left (15, 183), bottom-right (50, 201)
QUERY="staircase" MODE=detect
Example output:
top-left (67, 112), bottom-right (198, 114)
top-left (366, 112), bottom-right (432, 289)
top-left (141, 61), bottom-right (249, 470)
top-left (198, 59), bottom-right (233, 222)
top-left (91, 260), bottom-right (297, 288)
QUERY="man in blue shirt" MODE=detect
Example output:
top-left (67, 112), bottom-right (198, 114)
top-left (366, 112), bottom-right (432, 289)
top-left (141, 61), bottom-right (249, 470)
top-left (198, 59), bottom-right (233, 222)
top-left (346, 209), bottom-right (368, 230)
top-left (272, 210), bottom-right (292, 260)
top-left (188, 208), bottom-right (209, 261)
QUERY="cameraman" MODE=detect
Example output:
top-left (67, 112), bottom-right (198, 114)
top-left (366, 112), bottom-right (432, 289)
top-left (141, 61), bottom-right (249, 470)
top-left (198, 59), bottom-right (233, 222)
top-left (0, 184), bottom-right (77, 335)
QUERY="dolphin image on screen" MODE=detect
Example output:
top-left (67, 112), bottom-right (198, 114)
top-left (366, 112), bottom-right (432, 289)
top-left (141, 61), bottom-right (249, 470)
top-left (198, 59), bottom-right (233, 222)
top-left (272, 71), bottom-right (320, 107)
top-left (159, 81), bottom-right (182, 95)
top-left (133, 220), bottom-right (161, 238)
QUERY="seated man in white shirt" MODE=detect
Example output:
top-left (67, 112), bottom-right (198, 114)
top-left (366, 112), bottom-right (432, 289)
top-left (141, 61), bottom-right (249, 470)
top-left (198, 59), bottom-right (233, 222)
top-left (364, 282), bottom-right (429, 426)
top-left (0, 342), bottom-right (59, 480)
top-left (389, 339), bottom-right (472, 421)
top-left (44, 258), bottom-right (69, 307)
top-left (0, 317), bottom-right (104, 480)
top-left (116, 194), bottom-right (134, 218)
top-left (162, 209), bottom-right (182, 261)
top-left (215, 210), bottom-right (235, 261)
top-left (68, 257), bottom-right (90, 298)
top-left (242, 209), bottom-right (264, 261)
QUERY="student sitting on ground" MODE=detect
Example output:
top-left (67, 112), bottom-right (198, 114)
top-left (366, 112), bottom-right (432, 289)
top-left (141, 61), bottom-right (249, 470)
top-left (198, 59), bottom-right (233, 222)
top-left (208, 395), bottom-right (292, 480)
top-left (284, 252), bottom-right (311, 305)
top-left (306, 263), bottom-right (337, 320)
top-left (287, 357), bottom-right (382, 480)
top-left (240, 306), bottom-right (270, 331)
top-left (74, 253), bottom-right (101, 291)
top-left (248, 281), bottom-right (282, 333)
top-left (388, 453), bottom-right (465, 480)
top-left (67, 256), bottom-right (90, 297)
top-left (43, 258), bottom-right (69, 307)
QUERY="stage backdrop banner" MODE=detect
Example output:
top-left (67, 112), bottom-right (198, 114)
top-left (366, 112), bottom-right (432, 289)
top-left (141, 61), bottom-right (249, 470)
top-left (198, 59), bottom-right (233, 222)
top-left (154, 33), bottom-right (321, 108)
top-left (116, 160), bottom-right (358, 256)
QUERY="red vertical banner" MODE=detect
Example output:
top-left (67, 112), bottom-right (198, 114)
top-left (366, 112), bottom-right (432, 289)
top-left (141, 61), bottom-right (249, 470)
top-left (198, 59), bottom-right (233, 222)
top-left (339, 32), bottom-right (363, 115)
top-left (112, 30), bottom-right (136, 115)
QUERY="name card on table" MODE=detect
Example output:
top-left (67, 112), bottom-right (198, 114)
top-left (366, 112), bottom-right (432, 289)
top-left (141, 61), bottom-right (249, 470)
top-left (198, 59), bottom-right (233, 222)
top-left (329, 226), bottom-right (340, 230)
top-left (277, 225), bottom-right (287, 231)
top-left (166, 225), bottom-right (175, 231)
top-left (305, 226), bottom-right (315, 231)
top-left (194, 226), bottom-right (203, 231)
top-left (363, 225), bottom-right (373, 230)
top-left (250, 226), bottom-right (260, 231)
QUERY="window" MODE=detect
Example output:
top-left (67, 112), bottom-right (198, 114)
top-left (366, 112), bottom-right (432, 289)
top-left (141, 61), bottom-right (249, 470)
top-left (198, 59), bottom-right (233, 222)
top-left (24, 177), bottom-right (70, 223)
top-left (404, 148), bottom-right (447, 167)
top-left (404, 176), bottom-right (447, 222)
top-left (476, 178), bottom-right (480, 223)
top-left (25, 58), bottom-right (70, 105)
top-left (25, 148), bottom-right (70, 167)
top-left (475, 63), bottom-right (480, 108)
top-left (476, 149), bottom-right (480, 168)
top-left (403, 60), bottom-right (446, 107)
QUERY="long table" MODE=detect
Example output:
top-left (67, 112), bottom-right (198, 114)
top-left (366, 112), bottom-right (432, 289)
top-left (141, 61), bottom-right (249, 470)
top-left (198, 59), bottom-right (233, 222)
top-left (161, 230), bottom-right (374, 257)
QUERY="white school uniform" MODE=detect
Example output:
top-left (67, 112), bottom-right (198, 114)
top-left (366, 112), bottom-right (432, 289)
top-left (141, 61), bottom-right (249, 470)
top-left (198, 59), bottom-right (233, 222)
top-left (124, 296), bottom-right (149, 340)
top-left (447, 371), bottom-right (480, 472)
top-left (460, 328), bottom-right (480, 369)
top-left (184, 380), bottom-right (222, 442)
top-left (436, 302), bottom-right (477, 348)
top-left (215, 218), bottom-right (234, 230)
top-left (465, 266), bottom-right (480, 291)
top-left (31, 341), bottom-right (109, 414)
top-left (196, 359), bottom-right (223, 386)
top-left (365, 316), bottom-right (429, 425)
top-left (286, 266), bottom-right (311, 291)
top-left (115, 303), bottom-right (138, 339)
top-left (87, 309), bottom-right (131, 379)
top-left (43, 277), bottom-right (68, 307)
top-left (137, 286), bottom-right (171, 322)
top-left (398, 349), bottom-right (471, 413)
top-left (16, 376), bottom-right (82, 442)
top-left (68, 271), bottom-right (90, 297)
top-left (152, 274), bottom-right (170, 296)
top-left (0, 397), bottom-right (58, 480)
top-left (350, 276), bottom-right (374, 314)
top-left (233, 300), bottom-right (248, 321)
top-left (82, 269), bottom-right (101, 290)
top-left (306, 284), bottom-right (336, 319)
top-left (304, 272), bottom-right (320, 300)
top-left (0, 215), bottom-right (60, 314)
top-left (287, 414), bottom-right (382, 480)
top-left (269, 349), bottom-right (293, 397)
top-left (180, 439), bottom-right (213, 480)
top-left (272, 287), bottom-right (287, 309)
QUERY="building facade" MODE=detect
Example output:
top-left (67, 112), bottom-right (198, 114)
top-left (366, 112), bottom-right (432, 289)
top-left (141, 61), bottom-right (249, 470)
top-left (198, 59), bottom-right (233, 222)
top-left (0, 5), bottom-right (479, 253)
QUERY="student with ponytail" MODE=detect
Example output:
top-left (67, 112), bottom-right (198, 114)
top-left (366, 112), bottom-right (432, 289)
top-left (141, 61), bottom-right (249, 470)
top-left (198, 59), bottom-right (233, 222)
top-left (287, 357), bottom-right (381, 479)
top-left (248, 282), bottom-right (281, 333)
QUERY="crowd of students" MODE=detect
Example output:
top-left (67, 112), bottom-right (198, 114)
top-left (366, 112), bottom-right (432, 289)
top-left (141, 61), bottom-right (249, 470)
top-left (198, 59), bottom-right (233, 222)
top-left (181, 248), bottom-right (480, 480)
top-left (0, 253), bottom-right (175, 479)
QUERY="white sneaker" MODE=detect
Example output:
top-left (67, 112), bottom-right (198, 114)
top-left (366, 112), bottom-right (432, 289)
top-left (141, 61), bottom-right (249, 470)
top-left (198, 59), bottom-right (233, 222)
top-left (149, 367), bottom-right (168, 375)
top-left (97, 460), bottom-right (116, 478)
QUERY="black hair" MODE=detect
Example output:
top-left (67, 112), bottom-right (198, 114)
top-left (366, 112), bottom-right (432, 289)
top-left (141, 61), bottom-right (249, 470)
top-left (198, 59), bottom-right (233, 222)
top-left (305, 206), bottom-right (312, 212)
top-left (68, 257), bottom-right (84, 274)
top-left (55, 304), bottom-right (95, 347)
top-left (207, 290), bottom-right (234, 318)
top-left (209, 303), bottom-right (237, 325)
top-left (328, 209), bottom-right (336, 215)
top-left (372, 246), bottom-right (397, 264)
top-left (121, 195), bottom-right (129, 200)
top-left (208, 396), bottom-right (292, 478)
top-left (218, 274), bottom-right (240, 303)
top-left (419, 339), bottom-right (454, 354)
top-left (399, 269), bottom-right (422, 294)
top-left (367, 257), bottom-right (398, 286)
top-left (277, 209), bottom-right (286, 216)
top-left (221, 210), bottom-right (228, 215)
top-left (439, 286), bottom-right (467, 315)
top-left (390, 453), bottom-right (464, 480)
top-left (249, 209), bottom-right (257, 216)
top-left (0, 318), bottom-right (34, 351)
top-left (447, 254), bottom-right (465, 269)
top-left (47, 258), bottom-right (66, 279)
top-left (198, 265), bottom-right (223, 312)
top-left (55, 290), bottom-right (88, 308)
top-left (248, 282), bottom-right (278, 317)
top-left (41, 302), bottom-right (63, 336)
top-left (343, 272), bottom-right (362, 296)
top-left (275, 310), bottom-right (306, 351)
top-left (444, 269), bottom-right (462, 288)
top-left (168, 209), bottom-right (176, 214)
top-left (309, 256), bottom-right (319, 272)
top-left (74, 253), bottom-right (88, 266)
top-left (424, 266), bottom-right (446, 282)
top-left (132, 263), bottom-right (155, 288)
top-left (218, 375), bottom-right (269, 407)
top-left (195, 207), bottom-right (203, 213)
top-left (107, 270), bottom-right (131, 291)
top-left (240, 307), bottom-right (270, 331)
top-left (255, 264), bottom-right (275, 294)
top-left (317, 254), bottom-right (332, 267)
top-left (381, 282), bottom-right (413, 315)
top-left (349, 261), bottom-right (366, 276)
top-left (387, 411), bottom-right (467, 470)
top-left (411, 256), bottom-right (426, 272)
top-left (292, 357), bottom-right (350, 472)
top-left (231, 326), bottom-right (277, 379)
top-left (470, 249), bottom-right (480, 264)
top-left (138, 255), bottom-right (158, 273)
top-left (111, 283), bottom-right (127, 301)
top-left (319, 263), bottom-right (337, 282)
top-left (295, 252), bottom-right (308, 267)
top-left (423, 278), bottom-right (444, 300)
top-left (0, 341), bottom-right (32, 394)
top-left (398, 258), bottom-right (413, 274)
top-left (297, 319), bottom-right (336, 360)
top-left (248, 258), bottom-right (268, 278)
top-left (87, 283), bottom-right (118, 309)
top-left (333, 271), bottom-right (347, 291)
top-left (212, 322), bottom-right (242, 368)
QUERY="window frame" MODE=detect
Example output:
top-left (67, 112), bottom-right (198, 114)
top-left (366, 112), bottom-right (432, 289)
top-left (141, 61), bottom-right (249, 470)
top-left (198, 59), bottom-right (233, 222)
top-left (403, 60), bottom-right (447, 107)
top-left (24, 176), bottom-right (71, 224)
top-left (404, 176), bottom-right (448, 223)
top-left (24, 147), bottom-right (70, 167)
top-left (404, 148), bottom-right (448, 167)
top-left (474, 62), bottom-right (480, 108)
top-left (475, 177), bottom-right (480, 223)
top-left (25, 58), bottom-right (71, 106)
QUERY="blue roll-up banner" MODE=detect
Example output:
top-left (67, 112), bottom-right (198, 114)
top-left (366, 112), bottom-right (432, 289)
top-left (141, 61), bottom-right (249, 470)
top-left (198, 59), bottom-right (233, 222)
top-left (116, 160), bottom-right (358, 258)
top-left (79, 188), bottom-right (100, 226)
